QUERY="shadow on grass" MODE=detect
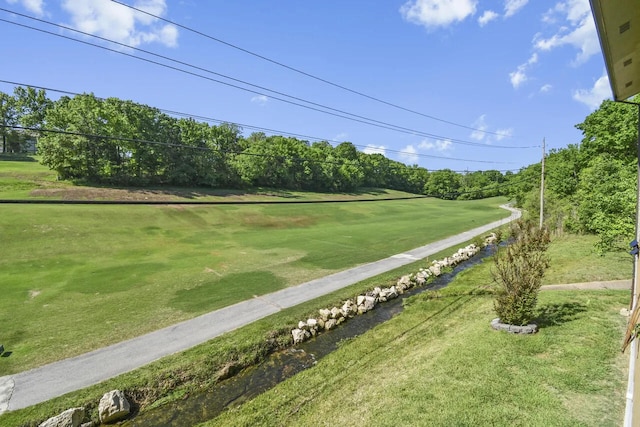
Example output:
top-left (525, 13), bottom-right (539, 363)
top-left (69, 181), bottom-right (302, 200)
top-left (345, 187), bottom-right (390, 196)
top-left (0, 154), bottom-right (36, 162)
top-left (534, 302), bottom-right (588, 328)
top-left (171, 271), bottom-right (287, 313)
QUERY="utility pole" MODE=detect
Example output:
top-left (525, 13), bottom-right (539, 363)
top-left (540, 138), bottom-right (545, 229)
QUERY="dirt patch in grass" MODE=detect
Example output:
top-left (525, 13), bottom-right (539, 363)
top-left (28, 186), bottom-right (315, 202)
top-left (29, 187), bottom-right (195, 201)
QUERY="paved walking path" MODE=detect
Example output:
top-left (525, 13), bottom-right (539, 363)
top-left (541, 280), bottom-right (631, 291)
top-left (3, 206), bottom-right (521, 412)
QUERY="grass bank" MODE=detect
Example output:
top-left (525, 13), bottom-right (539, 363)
top-left (206, 235), bottom-right (630, 427)
top-left (0, 233), bottom-right (630, 427)
top-left (0, 194), bottom-right (509, 375)
top-left (0, 239), bottom-right (483, 427)
top-left (0, 154), bottom-right (422, 202)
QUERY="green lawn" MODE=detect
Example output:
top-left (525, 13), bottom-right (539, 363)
top-left (1, 155), bottom-right (629, 427)
top-left (542, 232), bottom-right (633, 284)
top-left (0, 155), bottom-right (63, 199)
top-left (206, 244), bottom-right (629, 427)
top-left (0, 160), bottom-right (511, 375)
top-left (0, 233), bottom-right (630, 427)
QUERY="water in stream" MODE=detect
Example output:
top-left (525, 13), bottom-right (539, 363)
top-left (122, 246), bottom-right (492, 427)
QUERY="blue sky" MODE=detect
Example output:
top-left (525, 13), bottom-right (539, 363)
top-left (0, 0), bottom-right (612, 172)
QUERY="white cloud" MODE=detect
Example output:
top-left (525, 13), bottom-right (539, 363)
top-left (494, 128), bottom-right (513, 141)
top-left (573, 73), bottom-right (612, 109)
top-left (509, 53), bottom-right (538, 88)
top-left (7, 0), bottom-right (44, 15)
top-left (509, 68), bottom-right (527, 88)
top-left (470, 114), bottom-right (488, 140)
top-left (61, 0), bottom-right (179, 48)
top-left (508, 1), bottom-right (600, 95)
top-left (159, 24), bottom-right (179, 46)
top-left (478, 0), bottom-right (526, 26)
top-left (250, 95), bottom-right (269, 105)
top-left (420, 138), bottom-right (452, 151)
top-left (399, 144), bottom-right (419, 164)
top-left (469, 115), bottom-right (514, 142)
top-left (400, 0), bottom-right (477, 29)
top-left (363, 144), bottom-right (386, 155)
top-left (534, 0), bottom-right (599, 65)
top-left (478, 10), bottom-right (498, 27)
top-left (504, 0), bottom-right (528, 18)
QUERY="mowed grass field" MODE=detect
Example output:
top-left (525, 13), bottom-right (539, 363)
top-left (0, 157), bottom-right (511, 376)
top-left (0, 232), bottom-right (630, 427)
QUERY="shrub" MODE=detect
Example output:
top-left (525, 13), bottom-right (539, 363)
top-left (492, 220), bottom-right (550, 325)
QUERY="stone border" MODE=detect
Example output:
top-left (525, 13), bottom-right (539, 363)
top-left (490, 318), bottom-right (538, 334)
top-left (292, 234), bottom-right (500, 344)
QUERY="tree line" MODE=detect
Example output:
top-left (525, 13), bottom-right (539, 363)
top-left (506, 96), bottom-right (640, 251)
top-left (0, 86), bottom-right (510, 198)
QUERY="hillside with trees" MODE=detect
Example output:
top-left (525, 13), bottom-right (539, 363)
top-left (507, 96), bottom-right (639, 251)
top-left (1, 86), bottom-right (508, 197)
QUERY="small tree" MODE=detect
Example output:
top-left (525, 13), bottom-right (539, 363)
top-left (492, 220), bottom-right (551, 325)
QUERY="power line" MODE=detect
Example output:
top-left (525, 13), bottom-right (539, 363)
top-left (0, 9), bottom-right (537, 150)
top-left (110, 0), bottom-right (510, 139)
top-left (6, 122), bottom-right (520, 198)
top-left (0, 9), bottom-right (526, 149)
top-left (1, 77), bottom-right (336, 144)
top-left (0, 80), bottom-right (518, 167)
top-left (424, 174), bottom-right (539, 198)
top-left (3, 124), bottom-right (514, 164)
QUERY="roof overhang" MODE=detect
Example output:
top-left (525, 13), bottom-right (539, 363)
top-left (590, 0), bottom-right (640, 101)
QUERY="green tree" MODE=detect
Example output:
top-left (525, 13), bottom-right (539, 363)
top-left (210, 123), bottom-right (242, 187)
top-left (576, 97), bottom-right (639, 162)
top-left (39, 94), bottom-right (109, 180)
top-left (308, 141), bottom-right (336, 191)
top-left (574, 154), bottom-right (636, 251)
top-left (235, 135), bottom-right (309, 188)
top-left (124, 102), bottom-right (176, 184)
top-left (14, 86), bottom-right (51, 130)
top-left (458, 170), bottom-right (506, 200)
top-left (505, 163), bottom-right (540, 208)
top-left (359, 152), bottom-right (390, 188)
top-left (424, 169), bottom-right (460, 199)
top-left (405, 164), bottom-right (430, 194)
top-left (545, 145), bottom-right (581, 199)
top-left (0, 91), bottom-right (18, 153)
top-left (332, 142), bottom-right (364, 191)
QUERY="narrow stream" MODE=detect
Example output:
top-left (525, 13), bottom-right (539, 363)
top-left (122, 246), bottom-right (492, 427)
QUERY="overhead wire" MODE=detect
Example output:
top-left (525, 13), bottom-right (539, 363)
top-left (0, 9), bottom-right (538, 150)
top-left (0, 79), bottom-right (519, 167)
top-left (2, 124), bottom-right (512, 164)
top-left (110, 0), bottom-right (511, 139)
top-left (424, 173), bottom-right (539, 199)
top-left (4, 123), bottom-right (523, 199)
